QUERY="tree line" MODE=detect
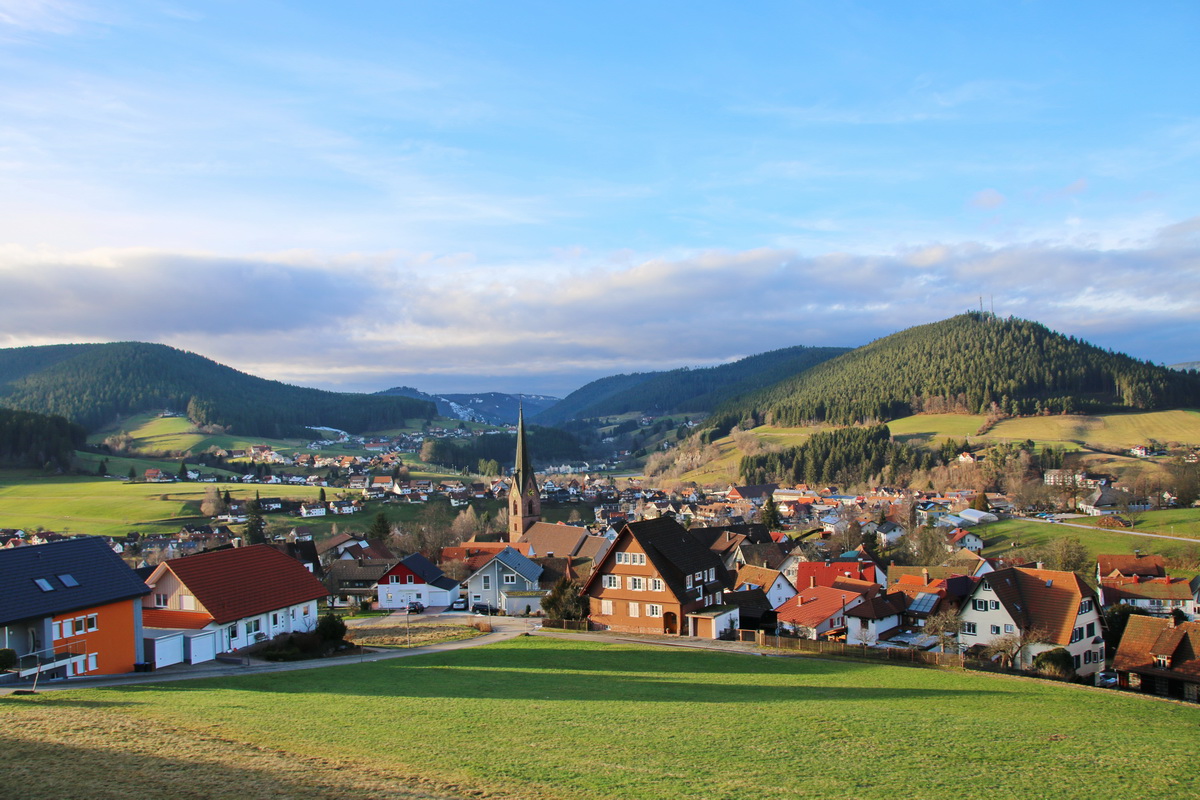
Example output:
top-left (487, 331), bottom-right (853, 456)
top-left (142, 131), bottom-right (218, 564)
top-left (0, 408), bottom-right (86, 470)
top-left (0, 342), bottom-right (436, 436)
top-left (716, 313), bottom-right (1200, 428)
top-left (418, 426), bottom-right (583, 472)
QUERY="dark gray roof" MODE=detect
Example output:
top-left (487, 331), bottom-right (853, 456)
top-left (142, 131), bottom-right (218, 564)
top-left (628, 518), bottom-right (732, 600)
top-left (0, 538), bottom-right (150, 625)
top-left (399, 552), bottom-right (460, 592)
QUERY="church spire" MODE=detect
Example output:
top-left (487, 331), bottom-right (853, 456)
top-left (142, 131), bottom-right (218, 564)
top-left (508, 404), bottom-right (541, 542)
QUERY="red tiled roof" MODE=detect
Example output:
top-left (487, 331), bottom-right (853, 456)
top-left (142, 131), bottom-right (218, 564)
top-left (1097, 553), bottom-right (1166, 579)
top-left (142, 608), bottom-right (215, 629)
top-left (1114, 616), bottom-right (1200, 679)
top-left (1101, 576), bottom-right (1196, 601)
top-left (776, 586), bottom-right (864, 627)
top-left (156, 544), bottom-right (328, 625)
top-left (791, 560), bottom-right (877, 590)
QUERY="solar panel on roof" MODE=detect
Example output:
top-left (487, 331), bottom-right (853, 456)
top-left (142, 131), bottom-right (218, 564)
top-left (909, 592), bottom-right (938, 614)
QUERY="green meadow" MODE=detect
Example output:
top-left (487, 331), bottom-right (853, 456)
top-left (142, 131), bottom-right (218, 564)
top-left (2, 637), bottom-right (1197, 800)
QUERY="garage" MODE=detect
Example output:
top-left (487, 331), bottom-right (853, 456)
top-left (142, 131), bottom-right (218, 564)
top-left (143, 630), bottom-right (185, 669)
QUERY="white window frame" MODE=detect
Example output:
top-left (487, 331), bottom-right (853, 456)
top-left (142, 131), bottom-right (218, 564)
top-left (245, 618), bottom-right (261, 635)
top-left (482, 575), bottom-right (491, 590)
top-left (961, 621), bottom-right (977, 635)
top-left (602, 575), bottom-right (620, 589)
top-left (503, 573), bottom-right (517, 585)
top-left (601, 599), bottom-right (613, 615)
top-left (628, 576), bottom-right (644, 591)
top-left (650, 578), bottom-right (664, 592)
top-left (647, 604), bottom-right (663, 618)
top-left (628, 602), bottom-right (640, 617)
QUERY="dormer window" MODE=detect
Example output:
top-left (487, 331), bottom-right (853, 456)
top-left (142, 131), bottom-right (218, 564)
top-left (1155, 655), bottom-right (1171, 669)
top-left (981, 579), bottom-right (990, 591)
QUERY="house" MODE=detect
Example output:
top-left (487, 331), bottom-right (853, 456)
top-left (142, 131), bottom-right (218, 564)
top-left (1099, 576), bottom-right (1200, 619)
top-left (775, 585), bottom-right (867, 639)
top-left (518, 521), bottom-right (592, 559)
top-left (329, 500), bottom-right (361, 515)
top-left (0, 538), bottom-right (151, 680)
top-left (791, 559), bottom-right (882, 592)
top-left (1078, 487), bottom-right (1148, 516)
top-left (376, 553), bottom-right (461, 610)
top-left (463, 547), bottom-right (544, 614)
top-left (299, 502), bottom-right (327, 518)
top-left (1112, 616), bottom-right (1200, 701)
top-left (845, 594), bottom-right (907, 645)
top-left (322, 559), bottom-right (399, 607)
top-left (956, 566), bottom-right (1105, 676)
top-left (1097, 553), bottom-right (1166, 582)
top-left (583, 517), bottom-right (732, 636)
top-left (141, 544), bottom-right (328, 654)
top-left (727, 484), bottom-right (779, 506)
top-left (945, 528), bottom-right (984, 553)
top-left (733, 565), bottom-right (796, 609)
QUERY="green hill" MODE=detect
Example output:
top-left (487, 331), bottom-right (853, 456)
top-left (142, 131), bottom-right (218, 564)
top-left (717, 313), bottom-right (1200, 429)
top-left (535, 344), bottom-right (849, 425)
top-left (0, 342), bottom-right (436, 437)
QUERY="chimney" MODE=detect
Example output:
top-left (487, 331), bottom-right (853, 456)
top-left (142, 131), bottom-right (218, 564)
top-left (810, 576), bottom-right (816, 589)
top-left (1036, 561), bottom-right (1044, 570)
top-left (921, 568), bottom-right (929, 583)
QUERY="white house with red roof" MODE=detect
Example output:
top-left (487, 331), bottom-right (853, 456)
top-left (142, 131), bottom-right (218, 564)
top-left (376, 552), bottom-right (461, 609)
top-left (775, 585), bottom-right (867, 639)
top-left (141, 544), bottom-right (328, 654)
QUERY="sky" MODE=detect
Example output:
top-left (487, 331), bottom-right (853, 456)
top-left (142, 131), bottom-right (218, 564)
top-left (1, 1), bottom-right (1198, 397)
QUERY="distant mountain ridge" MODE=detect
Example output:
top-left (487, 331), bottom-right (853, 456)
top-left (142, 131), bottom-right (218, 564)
top-left (713, 313), bottom-right (1200, 429)
top-left (375, 387), bottom-right (559, 425)
top-left (533, 345), bottom-right (850, 426)
top-left (0, 342), bottom-right (436, 437)
top-left (1171, 361), bottom-right (1200, 371)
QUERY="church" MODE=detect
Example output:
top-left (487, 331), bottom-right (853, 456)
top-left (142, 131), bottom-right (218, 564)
top-left (508, 407), bottom-right (541, 542)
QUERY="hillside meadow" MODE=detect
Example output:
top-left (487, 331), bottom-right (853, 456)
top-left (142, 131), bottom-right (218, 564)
top-left (2, 637), bottom-right (1197, 800)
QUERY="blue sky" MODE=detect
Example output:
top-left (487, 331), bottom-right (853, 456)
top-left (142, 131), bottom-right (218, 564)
top-left (1, 1), bottom-right (1197, 395)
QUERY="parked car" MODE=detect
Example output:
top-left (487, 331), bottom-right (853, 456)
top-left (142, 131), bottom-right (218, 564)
top-left (450, 597), bottom-right (468, 611)
top-left (406, 601), bottom-right (424, 614)
top-left (472, 602), bottom-right (496, 616)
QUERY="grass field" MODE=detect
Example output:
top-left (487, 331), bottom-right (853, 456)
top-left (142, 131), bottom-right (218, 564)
top-left (988, 409), bottom-right (1200, 449)
top-left (2, 637), bottom-right (1198, 800)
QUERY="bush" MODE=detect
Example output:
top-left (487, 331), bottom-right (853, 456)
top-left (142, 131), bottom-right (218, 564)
top-left (0, 648), bottom-right (16, 671)
top-left (1032, 647), bottom-right (1075, 680)
top-left (316, 612), bottom-right (348, 642)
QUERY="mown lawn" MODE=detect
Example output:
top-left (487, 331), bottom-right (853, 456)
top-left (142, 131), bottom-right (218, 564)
top-left (2, 637), bottom-right (1197, 800)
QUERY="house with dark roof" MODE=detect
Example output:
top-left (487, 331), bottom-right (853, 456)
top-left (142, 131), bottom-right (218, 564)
top-left (141, 544), bottom-right (327, 653)
top-left (1113, 616), bottom-right (1200, 701)
top-left (956, 566), bottom-right (1104, 676)
top-left (845, 593), bottom-right (906, 645)
top-left (0, 537), bottom-right (150, 681)
top-left (583, 517), bottom-right (732, 636)
top-left (322, 558), bottom-right (400, 607)
top-left (464, 546), bottom-right (544, 613)
top-left (377, 552), bottom-right (461, 610)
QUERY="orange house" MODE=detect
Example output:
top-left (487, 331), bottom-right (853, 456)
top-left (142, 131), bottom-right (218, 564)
top-left (1, 538), bottom-right (150, 680)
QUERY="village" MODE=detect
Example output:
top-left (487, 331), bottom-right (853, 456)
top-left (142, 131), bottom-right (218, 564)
top-left (2, 412), bottom-right (1198, 707)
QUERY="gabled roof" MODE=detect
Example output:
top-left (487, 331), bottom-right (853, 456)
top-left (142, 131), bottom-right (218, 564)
top-left (489, 547), bottom-right (543, 584)
top-left (0, 537), bottom-right (150, 625)
top-left (776, 586), bottom-right (863, 627)
top-left (977, 567), bottom-right (1098, 646)
top-left (738, 542), bottom-right (788, 570)
top-left (1101, 576), bottom-right (1198, 601)
top-left (519, 522), bottom-right (589, 558)
top-left (735, 564), bottom-right (784, 591)
top-left (583, 517), bottom-right (730, 601)
top-left (1114, 616), bottom-right (1200, 679)
top-left (396, 552), bottom-right (460, 591)
top-left (149, 544), bottom-right (327, 625)
top-left (1097, 553), bottom-right (1166, 579)
top-left (846, 593), bottom-right (906, 620)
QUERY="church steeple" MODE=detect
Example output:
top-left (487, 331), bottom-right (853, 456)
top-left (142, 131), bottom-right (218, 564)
top-left (508, 405), bottom-right (541, 542)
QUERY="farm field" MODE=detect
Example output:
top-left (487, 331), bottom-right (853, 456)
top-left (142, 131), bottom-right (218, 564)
top-left (2, 637), bottom-right (1198, 800)
top-left (977, 514), bottom-right (1200, 572)
top-left (987, 409), bottom-right (1200, 449)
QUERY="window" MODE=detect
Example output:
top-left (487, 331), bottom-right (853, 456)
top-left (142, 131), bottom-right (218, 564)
top-left (1004, 624), bottom-right (1014, 634)
top-left (1155, 655), bottom-right (1170, 668)
top-left (686, 575), bottom-right (693, 589)
top-left (707, 568), bottom-right (715, 582)
top-left (271, 613), bottom-right (280, 627)
top-left (1072, 654), bottom-right (1081, 670)
top-left (390, 575), bottom-right (400, 583)
top-left (601, 599), bottom-right (613, 615)
top-left (86, 615), bottom-right (97, 632)
top-left (87, 653), bottom-right (97, 672)
top-left (990, 625), bottom-right (1000, 635)
top-left (303, 604), bottom-right (311, 616)
top-left (615, 552), bottom-right (628, 564)
top-left (230, 622), bottom-right (239, 638)
top-left (73, 618), bottom-right (86, 635)
top-left (650, 578), bottom-right (664, 592)
top-left (1079, 599), bottom-right (1093, 615)
top-left (631, 553), bottom-right (647, 566)
top-left (982, 579), bottom-right (991, 591)
top-left (154, 593), bottom-right (168, 608)
top-left (483, 575), bottom-right (491, 590)
top-left (646, 604), bottom-right (663, 617)
top-left (627, 577), bottom-right (644, 591)
top-left (406, 575), bottom-right (415, 584)
top-left (628, 602), bottom-right (639, 617)
top-left (1086, 622), bottom-right (1096, 638)
top-left (58, 574), bottom-right (79, 587)
top-left (503, 573), bottom-right (517, 585)
top-left (961, 622), bottom-right (977, 635)
top-left (602, 575), bottom-right (620, 589)
top-left (1084, 650), bottom-right (1093, 664)
top-left (990, 600), bottom-right (1000, 611)
top-left (1070, 626), bottom-right (1083, 644)
top-left (972, 599), bottom-right (988, 612)
top-left (180, 594), bottom-right (195, 611)
top-left (51, 621), bottom-right (61, 640)
top-left (33, 578), bottom-right (54, 592)
top-left (245, 619), bottom-right (261, 635)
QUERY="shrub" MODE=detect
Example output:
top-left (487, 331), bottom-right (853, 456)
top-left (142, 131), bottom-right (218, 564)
top-left (1032, 647), bottom-right (1075, 680)
top-left (316, 612), bottom-right (347, 642)
top-left (0, 648), bottom-right (17, 671)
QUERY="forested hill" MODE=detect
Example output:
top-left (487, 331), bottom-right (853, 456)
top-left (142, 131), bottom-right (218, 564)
top-left (0, 343), bottom-right (436, 437)
top-left (714, 313), bottom-right (1200, 428)
top-left (0, 408), bottom-right (86, 470)
top-left (534, 345), bottom-right (850, 426)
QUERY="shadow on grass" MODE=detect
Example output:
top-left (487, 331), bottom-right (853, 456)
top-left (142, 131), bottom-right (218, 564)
top-left (117, 639), bottom-right (1010, 704)
top-left (0, 697), bottom-right (140, 709)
